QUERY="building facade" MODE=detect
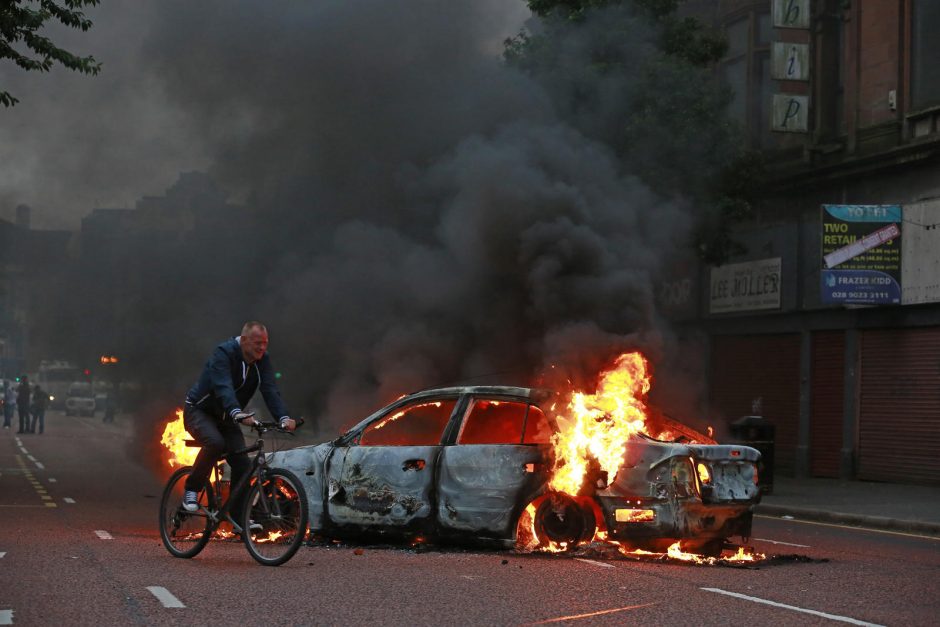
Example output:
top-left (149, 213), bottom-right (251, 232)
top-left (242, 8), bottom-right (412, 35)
top-left (682, 0), bottom-right (940, 484)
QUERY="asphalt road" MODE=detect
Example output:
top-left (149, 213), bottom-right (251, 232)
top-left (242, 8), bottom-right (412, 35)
top-left (2, 411), bottom-right (938, 626)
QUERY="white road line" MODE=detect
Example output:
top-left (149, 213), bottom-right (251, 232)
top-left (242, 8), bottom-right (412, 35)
top-left (0, 609), bottom-right (12, 625)
top-left (48, 478), bottom-right (56, 483)
top-left (146, 586), bottom-right (186, 608)
top-left (63, 498), bottom-right (76, 504)
top-left (34, 462), bottom-right (44, 470)
top-left (574, 558), bottom-right (615, 569)
top-left (0, 552), bottom-right (6, 558)
top-left (27, 455), bottom-right (36, 462)
top-left (702, 588), bottom-right (884, 626)
top-left (18, 448), bottom-right (27, 454)
top-left (754, 538), bottom-right (810, 548)
top-left (94, 530), bottom-right (113, 540)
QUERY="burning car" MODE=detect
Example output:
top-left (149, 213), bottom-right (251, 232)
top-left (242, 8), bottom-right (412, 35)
top-left (266, 353), bottom-right (761, 555)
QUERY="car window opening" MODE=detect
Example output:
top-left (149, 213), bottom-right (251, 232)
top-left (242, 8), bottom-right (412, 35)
top-left (360, 399), bottom-right (456, 446)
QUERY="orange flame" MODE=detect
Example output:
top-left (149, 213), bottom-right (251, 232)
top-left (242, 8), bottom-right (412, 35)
top-left (160, 409), bottom-right (199, 468)
top-left (373, 401), bottom-right (441, 430)
top-left (549, 352), bottom-right (652, 495)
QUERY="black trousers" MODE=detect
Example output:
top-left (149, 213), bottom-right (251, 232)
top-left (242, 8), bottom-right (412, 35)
top-left (182, 405), bottom-right (250, 519)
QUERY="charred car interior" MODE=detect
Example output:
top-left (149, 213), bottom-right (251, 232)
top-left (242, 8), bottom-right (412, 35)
top-left (270, 384), bottom-right (762, 556)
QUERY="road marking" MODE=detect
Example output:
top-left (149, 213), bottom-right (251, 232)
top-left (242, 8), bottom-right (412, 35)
top-left (754, 537), bottom-right (810, 548)
top-left (34, 462), bottom-right (44, 470)
top-left (64, 498), bottom-right (75, 504)
top-left (0, 552), bottom-right (6, 558)
top-left (526, 603), bottom-right (655, 624)
top-left (574, 558), bottom-right (615, 569)
top-left (27, 455), bottom-right (36, 462)
top-left (0, 609), bottom-right (12, 625)
top-left (48, 478), bottom-right (57, 483)
top-left (756, 514), bottom-right (940, 541)
top-left (702, 588), bottom-right (884, 626)
top-left (146, 586), bottom-right (186, 608)
top-left (18, 448), bottom-right (27, 454)
top-left (45, 503), bottom-right (57, 508)
top-left (95, 530), bottom-right (113, 540)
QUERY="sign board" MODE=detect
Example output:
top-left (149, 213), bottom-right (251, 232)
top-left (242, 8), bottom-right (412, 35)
top-left (773, 0), bottom-right (810, 29)
top-left (771, 94), bottom-right (809, 132)
top-left (709, 258), bottom-right (782, 314)
top-left (901, 200), bottom-right (940, 304)
top-left (772, 42), bottom-right (810, 81)
top-left (821, 205), bottom-right (902, 305)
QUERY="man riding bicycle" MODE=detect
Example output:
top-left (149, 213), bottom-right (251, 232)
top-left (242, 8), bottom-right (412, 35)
top-left (182, 321), bottom-right (296, 520)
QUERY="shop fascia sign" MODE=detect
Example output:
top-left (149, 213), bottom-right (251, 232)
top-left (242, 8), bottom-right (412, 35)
top-left (709, 257), bottom-right (782, 314)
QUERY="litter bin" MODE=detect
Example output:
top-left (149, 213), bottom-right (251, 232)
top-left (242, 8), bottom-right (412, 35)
top-left (730, 415), bottom-right (775, 495)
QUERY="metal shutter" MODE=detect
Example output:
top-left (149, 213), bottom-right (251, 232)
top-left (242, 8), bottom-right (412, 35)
top-left (710, 334), bottom-right (801, 475)
top-left (810, 331), bottom-right (844, 478)
top-left (859, 328), bottom-right (940, 483)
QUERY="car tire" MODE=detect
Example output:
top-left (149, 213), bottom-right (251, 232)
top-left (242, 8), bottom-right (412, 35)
top-left (532, 493), bottom-right (596, 547)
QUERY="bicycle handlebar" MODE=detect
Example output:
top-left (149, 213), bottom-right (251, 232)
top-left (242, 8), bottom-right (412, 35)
top-left (249, 417), bottom-right (305, 434)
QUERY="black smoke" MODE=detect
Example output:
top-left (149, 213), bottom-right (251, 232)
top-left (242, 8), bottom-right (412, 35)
top-left (10, 1), bottom-right (708, 438)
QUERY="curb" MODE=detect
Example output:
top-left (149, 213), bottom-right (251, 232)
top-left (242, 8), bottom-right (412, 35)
top-left (756, 504), bottom-right (940, 537)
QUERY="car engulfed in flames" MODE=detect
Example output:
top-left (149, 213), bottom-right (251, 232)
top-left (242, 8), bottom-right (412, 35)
top-left (260, 352), bottom-right (762, 558)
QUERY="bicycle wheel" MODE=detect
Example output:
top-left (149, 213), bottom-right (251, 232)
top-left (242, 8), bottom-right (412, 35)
top-left (241, 468), bottom-right (309, 566)
top-left (159, 466), bottom-right (215, 558)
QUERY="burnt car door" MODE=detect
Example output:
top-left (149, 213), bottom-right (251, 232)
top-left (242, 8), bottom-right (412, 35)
top-left (437, 396), bottom-right (553, 539)
top-left (325, 396), bottom-right (458, 531)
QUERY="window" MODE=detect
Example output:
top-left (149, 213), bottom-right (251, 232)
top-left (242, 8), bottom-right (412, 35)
top-left (522, 405), bottom-right (553, 444)
top-left (911, 0), bottom-right (940, 110)
top-left (720, 8), bottom-right (774, 149)
top-left (359, 398), bottom-right (456, 446)
top-left (458, 399), bottom-right (527, 445)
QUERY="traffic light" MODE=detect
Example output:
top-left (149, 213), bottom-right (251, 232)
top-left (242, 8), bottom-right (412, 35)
top-left (83, 368), bottom-right (91, 376)
top-left (275, 371), bottom-right (282, 379)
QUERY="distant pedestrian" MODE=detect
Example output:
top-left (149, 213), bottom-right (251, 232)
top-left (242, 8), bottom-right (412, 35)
top-left (31, 385), bottom-right (48, 434)
top-left (16, 376), bottom-right (30, 434)
top-left (102, 392), bottom-right (116, 424)
top-left (4, 383), bottom-right (16, 429)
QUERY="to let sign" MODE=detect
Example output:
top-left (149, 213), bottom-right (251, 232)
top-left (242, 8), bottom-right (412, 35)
top-left (773, 0), bottom-right (810, 29)
top-left (710, 258), bottom-right (782, 314)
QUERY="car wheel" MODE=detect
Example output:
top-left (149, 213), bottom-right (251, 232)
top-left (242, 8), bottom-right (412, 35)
top-left (532, 493), bottom-right (596, 547)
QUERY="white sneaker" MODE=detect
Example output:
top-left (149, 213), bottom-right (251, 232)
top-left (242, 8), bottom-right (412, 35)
top-left (182, 490), bottom-right (199, 512)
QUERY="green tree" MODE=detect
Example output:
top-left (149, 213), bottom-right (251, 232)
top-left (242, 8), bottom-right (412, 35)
top-left (1, 0), bottom-right (101, 107)
top-left (506, 0), bottom-right (761, 263)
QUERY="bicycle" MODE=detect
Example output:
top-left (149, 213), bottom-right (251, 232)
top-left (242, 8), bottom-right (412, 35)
top-left (158, 418), bottom-right (309, 566)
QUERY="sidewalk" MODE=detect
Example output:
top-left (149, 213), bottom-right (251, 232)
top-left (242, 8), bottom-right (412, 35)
top-left (755, 475), bottom-right (940, 536)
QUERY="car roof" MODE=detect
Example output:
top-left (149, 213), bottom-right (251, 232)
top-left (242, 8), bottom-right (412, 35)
top-left (338, 385), bottom-right (556, 441)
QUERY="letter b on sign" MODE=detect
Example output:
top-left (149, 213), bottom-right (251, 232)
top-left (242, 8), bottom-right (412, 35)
top-left (773, 0), bottom-right (810, 29)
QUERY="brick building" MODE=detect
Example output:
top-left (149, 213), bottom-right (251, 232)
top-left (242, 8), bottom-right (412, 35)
top-left (675, 0), bottom-right (940, 485)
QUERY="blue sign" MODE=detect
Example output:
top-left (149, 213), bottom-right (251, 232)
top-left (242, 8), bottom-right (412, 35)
top-left (821, 205), bottom-right (902, 306)
top-left (821, 269), bottom-right (901, 305)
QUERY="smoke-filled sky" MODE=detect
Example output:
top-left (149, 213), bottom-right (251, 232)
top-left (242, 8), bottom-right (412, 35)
top-left (0, 0), bottom-right (533, 229)
top-left (3, 1), bottom-right (707, 433)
